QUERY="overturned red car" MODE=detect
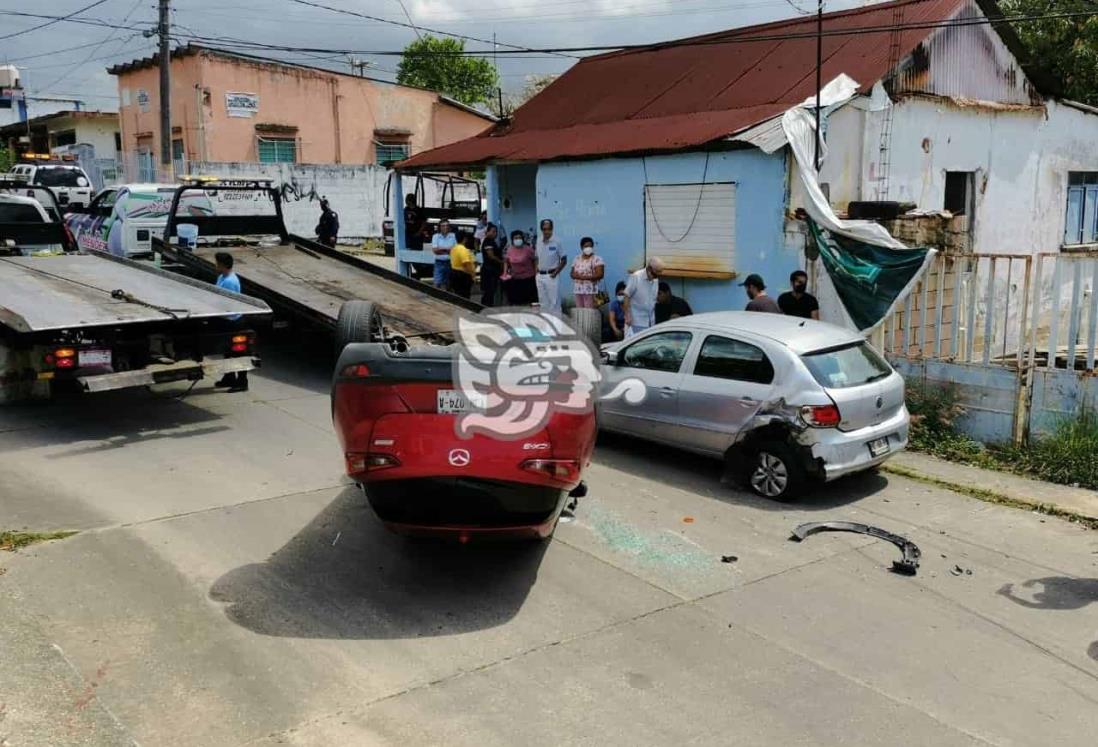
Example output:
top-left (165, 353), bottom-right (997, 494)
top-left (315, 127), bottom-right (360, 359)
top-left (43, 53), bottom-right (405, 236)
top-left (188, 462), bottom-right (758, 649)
top-left (332, 334), bottom-right (597, 540)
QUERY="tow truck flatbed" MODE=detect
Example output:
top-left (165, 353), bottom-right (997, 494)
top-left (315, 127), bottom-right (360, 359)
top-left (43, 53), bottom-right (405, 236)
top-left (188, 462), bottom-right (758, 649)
top-left (155, 179), bottom-right (480, 341)
top-left (0, 252), bottom-right (269, 333)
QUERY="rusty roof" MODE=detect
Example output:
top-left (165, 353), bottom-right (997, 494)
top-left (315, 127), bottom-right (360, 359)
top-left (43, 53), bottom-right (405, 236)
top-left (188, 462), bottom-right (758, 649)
top-left (401, 0), bottom-right (1032, 169)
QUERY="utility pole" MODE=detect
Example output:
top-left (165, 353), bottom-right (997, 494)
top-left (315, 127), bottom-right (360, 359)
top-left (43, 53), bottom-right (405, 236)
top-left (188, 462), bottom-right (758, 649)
top-left (158, 0), bottom-right (172, 180)
top-left (814, 0), bottom-right (822, 172)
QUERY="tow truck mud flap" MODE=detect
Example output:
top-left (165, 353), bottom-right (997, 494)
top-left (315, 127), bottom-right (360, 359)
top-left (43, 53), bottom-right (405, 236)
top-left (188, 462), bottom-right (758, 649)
top-left (790, 521), bottom-right (921, 576)
top-left (77, 357), bottom-right (256, 393)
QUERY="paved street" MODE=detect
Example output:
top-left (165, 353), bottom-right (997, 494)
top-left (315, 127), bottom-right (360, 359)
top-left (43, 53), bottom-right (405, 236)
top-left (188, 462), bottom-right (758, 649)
top-left (3, 343), bottom-right (1098, 746)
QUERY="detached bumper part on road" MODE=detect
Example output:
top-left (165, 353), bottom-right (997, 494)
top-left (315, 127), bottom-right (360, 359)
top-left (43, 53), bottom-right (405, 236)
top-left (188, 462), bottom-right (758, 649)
top-left (791, 521), bottom-right (921, 575)
top-left (74, 356), bottom-right (258, 393)
top-left (810, 406), bottom-right (909, 481)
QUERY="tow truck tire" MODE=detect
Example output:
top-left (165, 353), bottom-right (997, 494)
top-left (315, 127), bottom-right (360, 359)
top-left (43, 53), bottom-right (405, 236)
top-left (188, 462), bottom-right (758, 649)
top-left (335, 300), bottom-right (383, 352)
top-left (569, 307), bottom-right (602, 345)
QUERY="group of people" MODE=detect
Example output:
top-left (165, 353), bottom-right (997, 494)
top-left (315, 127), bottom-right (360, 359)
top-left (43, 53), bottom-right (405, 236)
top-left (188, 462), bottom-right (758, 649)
top-left (403, 195), bottom-right (822, 333)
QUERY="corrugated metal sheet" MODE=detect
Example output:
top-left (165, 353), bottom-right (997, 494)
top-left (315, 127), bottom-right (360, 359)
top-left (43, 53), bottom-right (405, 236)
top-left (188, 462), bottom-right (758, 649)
top-left (401, 0), bottom-right (979, 169)
top-left (890, 0), bottom-right (1041, 104)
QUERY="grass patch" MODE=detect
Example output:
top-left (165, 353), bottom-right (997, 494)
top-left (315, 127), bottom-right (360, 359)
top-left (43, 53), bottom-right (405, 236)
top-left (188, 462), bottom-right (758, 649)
top-left (0, 530), bottom-right (78, 552)
top-left (905, 382), bottom-right (1098, 491)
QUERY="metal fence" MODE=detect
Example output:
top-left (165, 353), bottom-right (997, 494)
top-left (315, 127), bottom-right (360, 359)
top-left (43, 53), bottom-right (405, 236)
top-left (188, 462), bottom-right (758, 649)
top-left (879, 251), bottom-right (1098, 372)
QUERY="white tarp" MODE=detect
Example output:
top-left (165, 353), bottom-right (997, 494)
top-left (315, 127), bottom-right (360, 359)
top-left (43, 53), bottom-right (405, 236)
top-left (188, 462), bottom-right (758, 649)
top-left (746, 75), bottom-right (937, 333)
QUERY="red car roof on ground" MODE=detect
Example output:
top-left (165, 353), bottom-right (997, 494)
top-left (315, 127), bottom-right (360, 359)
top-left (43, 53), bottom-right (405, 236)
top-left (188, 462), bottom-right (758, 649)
top-left (398, 0), bottom-right (1037, 170)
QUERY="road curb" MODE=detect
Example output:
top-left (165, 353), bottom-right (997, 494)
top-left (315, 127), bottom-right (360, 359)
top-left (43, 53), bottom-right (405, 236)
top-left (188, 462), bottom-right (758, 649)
top-left (883, 462), bottom-right (1098, 530)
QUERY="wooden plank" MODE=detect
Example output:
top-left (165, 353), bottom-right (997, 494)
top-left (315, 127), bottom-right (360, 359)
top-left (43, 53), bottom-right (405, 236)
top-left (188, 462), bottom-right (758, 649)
top-left (1067, 260), bottom-right (1083, 369)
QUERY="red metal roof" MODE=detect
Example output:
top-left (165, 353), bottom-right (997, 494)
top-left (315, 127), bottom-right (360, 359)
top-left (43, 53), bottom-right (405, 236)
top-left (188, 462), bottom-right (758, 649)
top-left (400, 0), bottom-right (973, 169)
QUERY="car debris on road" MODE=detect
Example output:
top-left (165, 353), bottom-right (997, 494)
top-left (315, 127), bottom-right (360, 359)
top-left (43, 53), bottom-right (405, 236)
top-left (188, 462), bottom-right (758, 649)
top-left (789, 520), bottom-right (921, 576)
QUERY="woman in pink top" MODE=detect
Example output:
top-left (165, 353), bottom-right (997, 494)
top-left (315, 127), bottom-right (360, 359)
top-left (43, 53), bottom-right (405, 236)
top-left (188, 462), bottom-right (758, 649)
top-left (570, 236), bottom-right (605, 308)
top-left (503, 229), bottom-right (538, 305)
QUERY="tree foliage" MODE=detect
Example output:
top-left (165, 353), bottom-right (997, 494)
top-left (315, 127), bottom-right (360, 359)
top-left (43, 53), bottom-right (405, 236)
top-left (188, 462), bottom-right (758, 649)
top-left (0, 147), bottom-right (13, 173)
top-left (500, 74), bottom-right (560, 116)
top-left (396, 35), bottom-right (499, 106)
top-left (1001, 0), bottom-right (1098, 105)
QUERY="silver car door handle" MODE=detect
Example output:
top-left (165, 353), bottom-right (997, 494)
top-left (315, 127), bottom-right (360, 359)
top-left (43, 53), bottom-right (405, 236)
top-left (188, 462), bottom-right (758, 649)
top-left (659, 386), bottom-right (675, 397)
top-left (739, 396), bottom-right (757, 403)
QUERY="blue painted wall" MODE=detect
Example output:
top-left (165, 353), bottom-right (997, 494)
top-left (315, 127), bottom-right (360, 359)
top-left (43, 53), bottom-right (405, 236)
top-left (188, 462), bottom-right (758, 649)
top-left (530, 149), bottom-right (793, 312)
top-left (496, 163), bottom-right (538, 242)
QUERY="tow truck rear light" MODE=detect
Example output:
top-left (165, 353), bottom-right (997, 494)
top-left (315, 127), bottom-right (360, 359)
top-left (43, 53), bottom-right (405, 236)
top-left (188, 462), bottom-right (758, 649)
top-left (46, 347), bottom-right (77, 369)
top-left (801, 404), bottom-right (841, 428)
top-left (345, 452), bottom-right (399, 473)
top-left (231, 334), bottom-right (249, 343)
top-left (521, 459), bottom-right (581, 483)
top-left (340, 363), bottom-right (371, 378)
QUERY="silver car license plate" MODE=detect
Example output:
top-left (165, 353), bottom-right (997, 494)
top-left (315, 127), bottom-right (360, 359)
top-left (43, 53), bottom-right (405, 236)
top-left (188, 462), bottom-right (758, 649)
top-left (868, 437), bottom-right (890, 457)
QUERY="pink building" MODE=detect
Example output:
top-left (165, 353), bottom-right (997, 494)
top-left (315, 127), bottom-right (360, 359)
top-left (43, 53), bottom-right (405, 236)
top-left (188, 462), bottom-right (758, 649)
top-left (108, 45), bottom-right (493, 174)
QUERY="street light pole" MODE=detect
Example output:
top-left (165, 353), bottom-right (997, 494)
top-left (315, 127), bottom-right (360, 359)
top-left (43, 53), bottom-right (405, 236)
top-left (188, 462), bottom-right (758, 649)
top-left (815, 0), bottom-right (823, 172)
top-left (158, 0), bottom-right (172, 180)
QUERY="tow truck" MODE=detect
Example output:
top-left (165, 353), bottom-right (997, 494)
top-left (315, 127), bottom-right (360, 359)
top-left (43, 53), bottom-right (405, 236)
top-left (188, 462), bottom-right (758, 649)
top-left (0, 184), bottom-right (270, 403)
top-left (381, 172), bottom-right (483, 262)
top-left (154, 177), bottom-right (481, 347)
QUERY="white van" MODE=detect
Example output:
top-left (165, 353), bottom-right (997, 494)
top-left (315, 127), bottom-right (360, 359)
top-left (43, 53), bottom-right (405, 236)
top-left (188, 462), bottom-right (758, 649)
top-left (65, 184), bottom-right (216, 258)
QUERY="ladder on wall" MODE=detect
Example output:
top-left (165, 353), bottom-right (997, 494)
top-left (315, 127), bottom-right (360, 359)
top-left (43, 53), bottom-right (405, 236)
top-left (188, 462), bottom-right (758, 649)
top-left (876, 3), bottom-right (907, 201)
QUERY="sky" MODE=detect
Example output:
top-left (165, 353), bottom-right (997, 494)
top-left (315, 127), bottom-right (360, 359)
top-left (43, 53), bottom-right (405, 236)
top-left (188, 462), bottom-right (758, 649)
top-left (1, 0), bottom-right (867, 118)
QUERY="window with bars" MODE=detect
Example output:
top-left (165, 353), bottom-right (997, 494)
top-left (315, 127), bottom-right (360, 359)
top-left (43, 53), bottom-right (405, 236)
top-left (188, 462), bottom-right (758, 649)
top-left (375, 141), bottom-right (409, 165)
top-left (1064, 172), bottom-right (1098, 246)
top-left (258, 137), bottom-right (296, 164)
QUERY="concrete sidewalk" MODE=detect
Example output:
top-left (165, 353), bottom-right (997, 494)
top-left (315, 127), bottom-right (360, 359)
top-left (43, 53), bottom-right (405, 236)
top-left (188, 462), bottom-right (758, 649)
top-left (887, 450), bottom-right (1098, 524)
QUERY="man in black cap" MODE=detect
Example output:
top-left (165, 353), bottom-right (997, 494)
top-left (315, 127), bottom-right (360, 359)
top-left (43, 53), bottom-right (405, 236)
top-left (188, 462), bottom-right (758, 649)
top-left (741, 273), bottom-right (781, 313)
top-left (778, 269), bottom-right (820, 320)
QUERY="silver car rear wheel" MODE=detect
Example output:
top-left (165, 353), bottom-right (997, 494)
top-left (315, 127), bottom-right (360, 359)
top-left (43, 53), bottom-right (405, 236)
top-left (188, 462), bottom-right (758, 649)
top-left (751, 451), bottom-right (788, 497)
top-left (745, 441), bottom-right (805, 501)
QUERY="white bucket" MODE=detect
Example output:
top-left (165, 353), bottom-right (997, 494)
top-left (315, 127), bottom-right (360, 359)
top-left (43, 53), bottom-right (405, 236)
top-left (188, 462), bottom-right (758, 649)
top-left (176, 223), bottom-right (199, 249)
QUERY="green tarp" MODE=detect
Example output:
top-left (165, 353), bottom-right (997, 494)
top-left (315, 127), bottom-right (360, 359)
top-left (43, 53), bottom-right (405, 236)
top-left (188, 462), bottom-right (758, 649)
top-left (808, 218), bottom-right (933, 332)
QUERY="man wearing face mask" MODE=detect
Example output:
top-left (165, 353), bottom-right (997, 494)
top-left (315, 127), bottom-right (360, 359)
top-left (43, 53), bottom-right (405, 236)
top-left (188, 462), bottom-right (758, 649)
top-left (778, 269), bottom-right (820, 320)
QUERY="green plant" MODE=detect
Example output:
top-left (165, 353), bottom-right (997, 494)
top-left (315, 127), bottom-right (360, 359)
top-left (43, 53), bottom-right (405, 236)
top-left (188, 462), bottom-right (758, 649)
top-left (0, 530), bottom-right (77, 552)
top-left (905, 382), bottom-right (989, 462)
top-left (1001, 410), bottom-right (1098, 490)
top-left (396, 35), bottom-right (499, 106)
top-left (0, 146), bottom-right (14, 173)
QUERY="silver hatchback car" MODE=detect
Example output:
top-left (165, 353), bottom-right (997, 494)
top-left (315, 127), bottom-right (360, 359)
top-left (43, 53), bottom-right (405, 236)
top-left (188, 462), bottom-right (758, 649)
top-left (598, 312), bottom-right (909, 500)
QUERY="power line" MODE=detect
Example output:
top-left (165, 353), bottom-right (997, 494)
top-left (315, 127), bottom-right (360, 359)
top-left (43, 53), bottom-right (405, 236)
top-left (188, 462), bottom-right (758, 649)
top-left (31, 0), bottom-right (147, 95)
top-left (1, 38), bottom-right (120, 63)
top-left (284, 0), bottom-right (578, 58)
top-left (153, 7), bottom-right (1098, 60)
top-left (0, 0), bottom-right (111, 41)
top-left (0, 10), bottom-right (146, 35)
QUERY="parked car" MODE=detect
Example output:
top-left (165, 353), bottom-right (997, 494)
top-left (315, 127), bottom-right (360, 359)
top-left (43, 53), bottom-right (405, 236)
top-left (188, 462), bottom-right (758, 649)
top-left (7, 158), bottom-right (93, 209)
top-left (0, 186), bottom-right (72, 256)
top-left (66, 184), bottom-right (215, 258)
top-left (598, 312), bottom-right (908, 500)
top-left (331, 302), bottom-right (595, 540)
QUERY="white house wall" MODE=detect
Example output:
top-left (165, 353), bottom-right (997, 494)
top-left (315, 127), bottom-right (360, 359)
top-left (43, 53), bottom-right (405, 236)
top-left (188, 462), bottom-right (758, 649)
top-left (860, 97), bottom-right (1098, 254)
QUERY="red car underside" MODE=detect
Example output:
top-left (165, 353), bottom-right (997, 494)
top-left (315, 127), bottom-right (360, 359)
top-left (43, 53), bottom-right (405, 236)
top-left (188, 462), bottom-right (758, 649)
top-left (332, 344), bottom-right (596, 538)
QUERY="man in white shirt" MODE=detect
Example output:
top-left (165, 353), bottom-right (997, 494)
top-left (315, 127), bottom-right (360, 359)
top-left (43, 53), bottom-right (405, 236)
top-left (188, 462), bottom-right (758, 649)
top-left (535, 218), bottom-right (566, 313)
top-left (430, 219), bottom-right (457, 289)
top-left (622, 257), bottom-right (665, 336)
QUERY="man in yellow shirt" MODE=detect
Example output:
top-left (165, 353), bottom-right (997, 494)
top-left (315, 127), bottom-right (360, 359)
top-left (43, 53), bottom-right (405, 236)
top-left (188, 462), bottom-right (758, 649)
top-left (449, 234), bottom-right (476, 298)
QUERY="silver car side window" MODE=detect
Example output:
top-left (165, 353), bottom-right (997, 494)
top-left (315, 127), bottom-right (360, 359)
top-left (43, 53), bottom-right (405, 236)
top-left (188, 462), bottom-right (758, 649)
top-left (621, 331), bottom-right (693, 373)
top-left (694, 335), bottom-right (774, 385)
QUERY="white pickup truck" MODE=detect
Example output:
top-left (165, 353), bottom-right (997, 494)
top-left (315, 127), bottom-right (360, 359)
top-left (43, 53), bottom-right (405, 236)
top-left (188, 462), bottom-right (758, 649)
top-left (7, 160), bottom-right (94, 210)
